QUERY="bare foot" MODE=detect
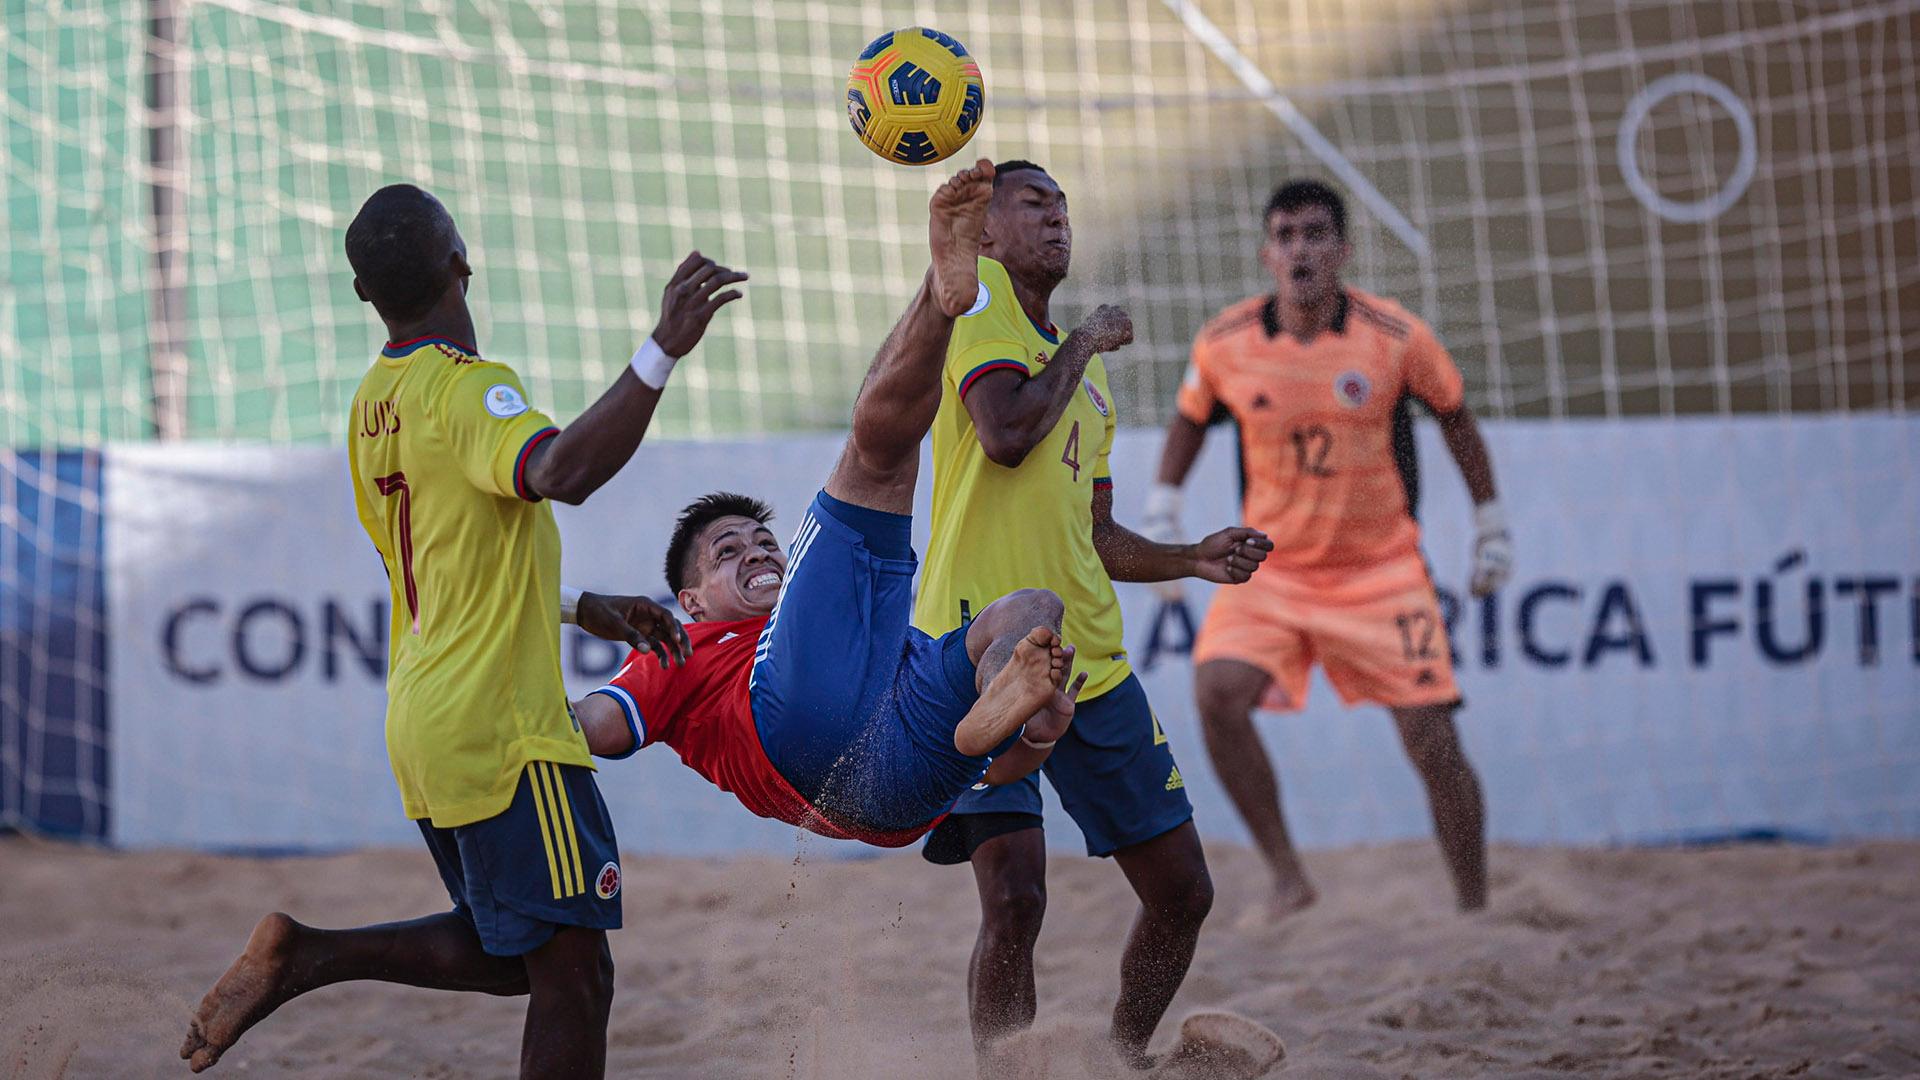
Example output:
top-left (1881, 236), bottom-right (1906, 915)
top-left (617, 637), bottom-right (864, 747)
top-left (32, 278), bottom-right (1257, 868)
top-left (1149, 1011), bottom-right (1286, 1080)
top-left (1235, 874), bottom-right (1318, 931)
top-left (180, 912), bottom-right (302, 1072)
top-left (1019, 644), bottom-right (1087, 747)
top-left (955, 626), bottom-right (1060, 756)
top-left (928, 158), bottom-right (996, 316)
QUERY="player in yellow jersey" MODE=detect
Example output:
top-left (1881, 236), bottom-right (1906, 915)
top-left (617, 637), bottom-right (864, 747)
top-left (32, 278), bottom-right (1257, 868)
top-left (913, 161), bottom-right (1275, 1072)
top-left (1146, 179), bottom-right (1509, 923)
top-left (180, 184), bottom-right (738, 1078)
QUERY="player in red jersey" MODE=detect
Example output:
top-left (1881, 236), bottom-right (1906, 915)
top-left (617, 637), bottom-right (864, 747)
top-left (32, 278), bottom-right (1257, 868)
top-left (1146, 180), bottom-right (1512, 921)
top-left (568, 161), bottom-right (1091, 847)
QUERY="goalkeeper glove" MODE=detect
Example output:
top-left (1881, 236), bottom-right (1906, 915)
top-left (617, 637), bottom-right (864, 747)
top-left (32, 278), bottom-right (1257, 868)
top-left (1142, 483), bottom-right (1187, 602)
top-left (1469, 500), bottom-right (1513, 598)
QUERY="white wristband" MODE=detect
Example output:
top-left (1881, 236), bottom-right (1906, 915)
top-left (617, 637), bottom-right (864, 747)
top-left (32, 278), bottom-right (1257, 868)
top-left (1145, 482), bottom-right (1183, 520)
top-left (1473, 500), bottom-right (1507, 536)
top-left (629, 337), bottom-right (676, 390)
top-left (559, 586), bottom-right (583, 625)
top-left (1020, 735), bottom-right (1057, 751)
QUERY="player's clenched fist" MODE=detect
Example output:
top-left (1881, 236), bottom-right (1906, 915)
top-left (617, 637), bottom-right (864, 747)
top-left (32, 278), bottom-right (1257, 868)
top-left (1076, 304), bottom-right (1134, 353)
top-left (1192, 526), bottom-right (1274, 585)
top-left (652, 251), bottom-right (749, 358)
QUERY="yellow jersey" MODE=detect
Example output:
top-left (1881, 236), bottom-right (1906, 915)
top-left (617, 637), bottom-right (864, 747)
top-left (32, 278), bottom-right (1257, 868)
top-left (348, 335), bottom-right (592, 828)
top-left (915, 257), bottom-right (1131, 701)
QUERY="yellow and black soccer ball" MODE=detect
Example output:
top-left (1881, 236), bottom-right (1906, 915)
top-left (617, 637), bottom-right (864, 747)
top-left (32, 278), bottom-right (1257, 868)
top-left (846, 27), bottom-right (985, 166)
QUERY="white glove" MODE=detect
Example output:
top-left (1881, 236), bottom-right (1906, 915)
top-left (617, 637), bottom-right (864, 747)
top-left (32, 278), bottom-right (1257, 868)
top-left (1469, 500), bottom-right (1512, 598)
top-left (1141, 483), bottom-right (1187, 602)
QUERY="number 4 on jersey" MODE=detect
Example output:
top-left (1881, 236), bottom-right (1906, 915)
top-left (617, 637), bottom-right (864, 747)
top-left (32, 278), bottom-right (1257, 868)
top-left (1061, 419), bottom-right (1081, 480)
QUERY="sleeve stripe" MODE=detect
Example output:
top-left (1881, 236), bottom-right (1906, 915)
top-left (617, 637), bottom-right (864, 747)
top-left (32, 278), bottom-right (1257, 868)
top-left (1092, 476), bottom-right (1113, 488)
top-left (958, 359), bottom-right (1029, 398)
top-left (587, 686), bottom-right (646, 759)
top-left (512, 426), bottom-right (560, 501)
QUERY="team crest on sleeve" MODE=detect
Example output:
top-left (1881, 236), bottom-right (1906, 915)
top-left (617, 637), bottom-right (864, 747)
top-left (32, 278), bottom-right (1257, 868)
top-left (1082, 377), bottom-right (1110, 416)
top-left (1333, 370), bottom-right (1371, 408)
top-left (961, 281), bottom-right (991, 317)
top-left (595, 861), bottom-right (621, 900)
top-left (484, 384), bottom-right (530, 418)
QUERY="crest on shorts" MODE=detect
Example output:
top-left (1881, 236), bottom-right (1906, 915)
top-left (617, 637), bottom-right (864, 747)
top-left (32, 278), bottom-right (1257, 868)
top-left (595, 861), bottom-right (621, 900)
top-left (1082, 377), bottom-right (1110, 416)
top-left (1333, 370), bottom-right (1371, 408)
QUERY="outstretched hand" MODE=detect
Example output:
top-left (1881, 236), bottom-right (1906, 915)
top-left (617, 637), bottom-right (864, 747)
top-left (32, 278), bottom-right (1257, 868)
top-left (1192, 526), bottom-right (1274, 585)
top-left (651, 251), bottom-right (748, 358)
top-left (577, 593), bottom-right (691, 668)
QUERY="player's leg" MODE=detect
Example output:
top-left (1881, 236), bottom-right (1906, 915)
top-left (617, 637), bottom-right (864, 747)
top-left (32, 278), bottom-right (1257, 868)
top-left (1109, 821), bottom-right (1215, 1068)
top-left (1193, 659), bottom-right (1317, 919)
top-left (825, 158), bottom-right (995, 514)
top-left (963, 826), bottom-right (1050, 1057)
top-left (180, 911), bottom-right (530, 1072)
top-left (1318, 556), bottom-right (1483, 909)
top-left (517, 926), bottom-right (616, 1079)
top-left (1034, 673), bottom-right (1209, 1067)
top-left (1390, 702), bottom-right (1487, 910)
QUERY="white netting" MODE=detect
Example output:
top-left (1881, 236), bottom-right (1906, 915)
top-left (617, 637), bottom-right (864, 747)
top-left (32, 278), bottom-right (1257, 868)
top-left (5, 0), bottom-right (1915, 444)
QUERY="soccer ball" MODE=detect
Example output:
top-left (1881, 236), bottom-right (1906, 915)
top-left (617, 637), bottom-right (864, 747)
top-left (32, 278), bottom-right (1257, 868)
top-left (846, 27), bottom-right (985, 166)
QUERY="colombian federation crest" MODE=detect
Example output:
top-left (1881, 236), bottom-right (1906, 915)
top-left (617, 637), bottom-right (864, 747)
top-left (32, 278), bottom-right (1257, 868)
top-left (1334, 370), bottom-right (1371, 408)
top-left (1083, 377), bottom-right (1110, 417)
top-left (595, 861), bottom-right (622, 900)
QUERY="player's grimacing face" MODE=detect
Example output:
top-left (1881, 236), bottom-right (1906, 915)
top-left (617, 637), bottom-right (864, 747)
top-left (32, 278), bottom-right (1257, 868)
top-left (984, 173), bottom-right (1071, 280)
top-left (1261, 205), bottom-right (1348, 307)
top-left (683, 515), bottom-right (785, 622)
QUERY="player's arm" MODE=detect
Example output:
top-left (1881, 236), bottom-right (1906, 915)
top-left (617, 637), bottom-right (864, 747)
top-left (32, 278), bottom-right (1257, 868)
top-left (963, 304), bottom-right (1133, 468)
top-left (572, 692), bottom-right (640, 758)
top-left (1090, 480), bottom-right (1271, 584)
top-left (1140, 337), bottom-right (1225, 555)
top-left (520, 252), bottom-right (747, 504)
top-left (1435, 404), bottom-right (1510, 597)
top-left (1405, 318), bottom-right (1510, 597)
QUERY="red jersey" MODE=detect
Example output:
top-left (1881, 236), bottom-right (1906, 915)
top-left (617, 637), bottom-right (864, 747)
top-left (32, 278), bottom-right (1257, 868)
top-left (592, 617), bottom-right (937, 847)
top-left (1176, 289), bottom-right (1464, 574)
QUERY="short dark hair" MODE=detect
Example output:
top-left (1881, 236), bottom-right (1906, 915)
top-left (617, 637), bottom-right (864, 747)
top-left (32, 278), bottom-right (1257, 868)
top-left (345, 184), bottom-right (460, 321)
top-left (664, 492), bottom-right (776, 595)
top-left (992, 159), bottom-right (1048, 187)
top-left (1265, 179), bottom-right (1347, 239)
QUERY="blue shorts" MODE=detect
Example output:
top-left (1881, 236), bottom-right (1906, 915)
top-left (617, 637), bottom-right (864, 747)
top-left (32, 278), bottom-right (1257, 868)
top-left (750, 490), bottom-right (1006, 833)
top-left (932, 673), bottom-right (1193, 857)
top-left (417, 761), bottom-right (623, 957)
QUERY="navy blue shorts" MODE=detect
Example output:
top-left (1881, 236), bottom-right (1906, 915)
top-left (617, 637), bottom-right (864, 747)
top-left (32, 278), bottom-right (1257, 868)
top-left (931, 673), bottom-right (1193, 857)
top-left (750, 490), bottom-right (1007, 833)
top-left (417, 761), bottom-right (622, 957)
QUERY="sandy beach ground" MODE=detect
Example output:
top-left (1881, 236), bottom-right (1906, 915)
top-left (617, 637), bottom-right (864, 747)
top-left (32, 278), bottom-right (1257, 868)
top-left (3, 837), bottom-right (1916, 1079)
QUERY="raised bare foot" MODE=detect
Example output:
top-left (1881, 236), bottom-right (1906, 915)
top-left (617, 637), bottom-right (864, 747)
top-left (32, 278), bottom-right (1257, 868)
top-left (955, 625), bottom-right (1060, 756)
top-left (180, 912), bottom-right (302, 1072)
top-left (1018, 643), bottom-right (1087, 748)
top-left (928, 158), bottom-right (996, 316)
top-left (1235, 874), bottom-right (1318, 931)
top-left (1149, 1011), bottom-right (1286, 1080)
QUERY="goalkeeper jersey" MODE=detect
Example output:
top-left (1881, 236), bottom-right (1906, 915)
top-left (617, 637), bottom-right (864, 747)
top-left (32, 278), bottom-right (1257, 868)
top-left (1176, 289), bottom-right (1465, 574)
top-left (914, 256), bottom-right (1131, 702)
top-left (348, 335), bottom-right (592, 828)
